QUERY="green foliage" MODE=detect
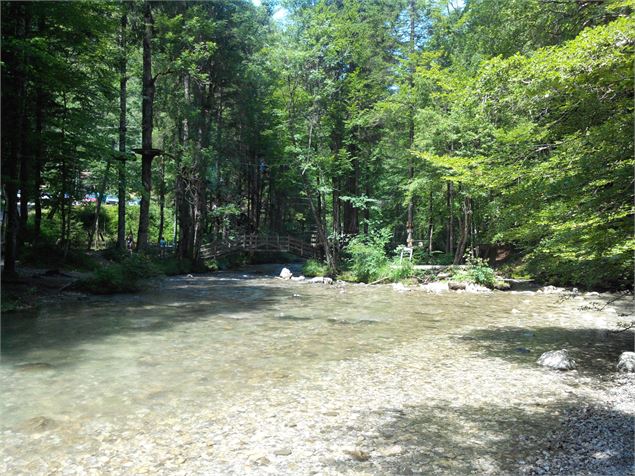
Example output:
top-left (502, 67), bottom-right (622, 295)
top-left (78, 253), bottom-right (162, 294)
top-left (302, 259), bottom-right (329, 277)
top-left (378, 258), bottom-right (415, 283)
top-left (451, 256), bottom-right (497, 288)
top-left (344, 229), bottom-right (391, 282)
top-left (19, 241), bottom-right (98, 271)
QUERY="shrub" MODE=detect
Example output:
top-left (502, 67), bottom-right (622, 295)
top-left (376, 258), bottom-right (415, 283)
top-left (451, 255), bottom-right (497, 287)
top-left (19, 241), bottom-right (98, 271)
top-left (78, 253), bottom-right (161, 294)
top-left (344, 229), bottom-right (390, 282)
top-left (303, 259), bottom-right (329, 277)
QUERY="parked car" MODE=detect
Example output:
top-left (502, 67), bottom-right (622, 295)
top-left (104, 195), bottom-right (118, 205)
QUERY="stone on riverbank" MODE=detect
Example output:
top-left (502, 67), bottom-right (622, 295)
top-left (419, 281), bottom-right (448, 293)
top-left (537, 285), bottom-right (566, 294)
top-left (537, 349), bottom-right (576, 370)
top-left (616, 352), bottom-right (635, 373)
top-left (279, 268), bottom-right (293, 279)
top-left (448, 281), bottom-right (466, 291)
top-left (291, 276), bottom-right (305, 281)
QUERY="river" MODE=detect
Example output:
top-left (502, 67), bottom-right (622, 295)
top-left (1, 266), bottom-right (633, 475)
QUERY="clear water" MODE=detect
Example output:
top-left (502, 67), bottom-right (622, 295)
top-left (1, 267), bottom-right (632, 474)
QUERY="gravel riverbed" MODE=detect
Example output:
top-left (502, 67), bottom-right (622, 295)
top-left (1, 276), bottom-right (633, 475)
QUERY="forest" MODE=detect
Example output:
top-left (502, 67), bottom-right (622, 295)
top-left (2, 0), bottom-right (634, 290)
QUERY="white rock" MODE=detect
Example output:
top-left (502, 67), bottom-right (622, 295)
top-left (537, 349), bottom-right (577, 370)
top-left (279, 268), bottom-right (293, 279)
top-left (392, 283), bottom-right (410, 292)
top-left (465, 283), bottom-right (492, 293)
top-left (309, 277), bottom-right (324, 283)
top-left (291, 276), bottom-right (305, 281)
top-left (419, 281), bottom-right (448, 293)
top-left (617, 352), bottom-right (635, 373)
top-left (323, 277), bottom-right (333, 285)
top-left (538, 285), bottom-right (566, 294)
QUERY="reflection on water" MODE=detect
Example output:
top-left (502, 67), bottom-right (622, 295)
top-left (1, 268), bottom-right (632, 473)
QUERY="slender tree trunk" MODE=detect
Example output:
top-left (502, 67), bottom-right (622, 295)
top-left (117, 10), bottom-right (128, 250)
top-left (17, 10), bottom-right (31, 245)
top-left (446, 181), bottom-right (453, 254)
top-left (405, 0), bottom-right (416, 248)
top-left (33, 89), bottom-right (45, 242)
top-left (453, 195), bottom-right (471, 265)
top-left (137, 1), bottom-right (155, 251)
top-left (158, 157), bottom-right (165, 243)
top-left (427, 190), bottom-right (433, 254)
top-left (88, 155), bottom-right (111, 250)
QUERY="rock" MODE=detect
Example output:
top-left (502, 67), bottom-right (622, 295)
top-left (279, 268), bottom-right (293, 279)
top-left (616, 352), bottom-right (635, 372)
top-left (493, 280), bottom-right (511, 291)
top-left (291, 276), bottom-right (305, 281)
top-left (515, 347), bottom-right (531, 354)
top-left (392, 283), bottom-right (410, 292)
top-left (419, 281), bottom-right (449, 293)
top-left (323, 277), bottom-right (333, 284)
top-left (537, 349), bottom-right (577, 370)
top-left (22, 416), bottom-right (56, 432)
top-left (274, 448), bottom-right (292, 456)
top-left (378, 445), bottom-right (403, 457)
top-left (437, 272), bottom-right (451, 279)
top-left (15, 362), bottom-right (54, 372)
top-left (538, 285), bottom-right (565, 294)
top-left (309, 277), bottom-right (324, 283)
top-left (345, 449), bottom-right (370, 462)
top-left (448, 281), bottom-right (467, 291)
top-left (465, 283), bottom-right (492, 293)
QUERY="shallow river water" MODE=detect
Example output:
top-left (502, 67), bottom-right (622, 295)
top-left (1, 266), bottom-right (633, 475)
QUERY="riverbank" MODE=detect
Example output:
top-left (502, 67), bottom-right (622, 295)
top-left (1, 271), bottom-right (633, 475)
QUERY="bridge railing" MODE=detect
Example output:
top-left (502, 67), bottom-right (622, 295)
top-left (199, 233), bottom-right (317, 259)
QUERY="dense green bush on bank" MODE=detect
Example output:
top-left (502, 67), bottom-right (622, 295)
top-left (303, 259), bottom-right (329, 277)
top-left (451, 256), bottom-right (498, 288)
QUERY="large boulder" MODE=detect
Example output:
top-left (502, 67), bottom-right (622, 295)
top-left (279, 268), bottom-right (293, 280)
top-left (617, 352), bottom-right (635, 373)
top-left (537, 349), bottom-right (577, 370)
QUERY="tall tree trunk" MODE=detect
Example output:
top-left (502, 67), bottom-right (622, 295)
top-left (137, 1), bottom-right (155, 251)
top-left (88, 155), bottom-right (111, 250)
top-left (405, 0), bottom-right (416, 249)
top-left (33, 88), bottom-right (45, 242)
top-left (446, 181), bottom-right (453, 254)
top-left (117, 9), bottom-right (128, 250)
top-left (158, 157), bottom-right (165, 243)
top-left (453, 195), bottom-right (471, 265)
top-left (17, 9), bottom-right (31, 245)
top-left (427, 190), bottom-right (433, 254)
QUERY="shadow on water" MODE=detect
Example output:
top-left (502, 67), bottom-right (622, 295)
top-left (1, 276), bottom-right (286, 363)
top-left (460, 326), bottom-right (635, 373)
top-left (329, 399), bottom-right (634, 475)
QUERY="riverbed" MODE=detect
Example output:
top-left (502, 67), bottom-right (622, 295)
top-left (1, 267), bottom-right (633, 475)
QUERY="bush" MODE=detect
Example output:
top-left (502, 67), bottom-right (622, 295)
top-left (376, 258), bottom-right (415, 283)
top-left (303, 259), bottom-right (329, 277)
top-left (19, 241), bottom-right (99, 271)
top-left (78, 253), bottom-right (161, 294)
top-left (344, 229), bottom-right (390, 282)
top-left (451, 255), bottom-right (497, 287)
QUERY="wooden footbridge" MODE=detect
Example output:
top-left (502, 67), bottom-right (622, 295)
top-left (199, 234), bottom-right (318, 260)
